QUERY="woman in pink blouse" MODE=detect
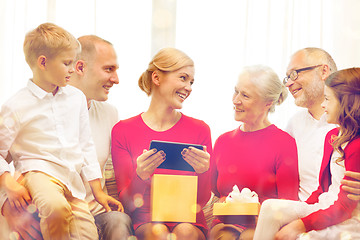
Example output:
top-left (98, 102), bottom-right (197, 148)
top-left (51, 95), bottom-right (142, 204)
top-left (111, 48), bottom-right (212, 240)
top-left (210, 65), bottom-right (299, 240)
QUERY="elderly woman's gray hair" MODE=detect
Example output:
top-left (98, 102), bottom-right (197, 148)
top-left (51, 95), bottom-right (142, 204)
top-left (241, 65), bottom-right (288, 112)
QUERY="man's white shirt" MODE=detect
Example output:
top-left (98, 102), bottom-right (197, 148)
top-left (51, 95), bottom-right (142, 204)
top-left (286, 109), bottom-right (336, 201)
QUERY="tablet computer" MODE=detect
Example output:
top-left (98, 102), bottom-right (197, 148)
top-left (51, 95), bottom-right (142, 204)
top-left (149, 140), bottom-right (204, 172)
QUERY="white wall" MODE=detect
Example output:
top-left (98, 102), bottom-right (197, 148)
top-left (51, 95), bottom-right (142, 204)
top-left (1, 0), bottom-right (360, 142)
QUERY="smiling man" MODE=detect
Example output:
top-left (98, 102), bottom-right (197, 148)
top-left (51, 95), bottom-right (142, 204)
top-left (70, 35), bottom-right (134, 240)
top-left (284, 48), bottom-right (360, 203)
top-left (72, 35), bottom-right (120, 106)
top-left (284, 47), bottom-right (338, 201)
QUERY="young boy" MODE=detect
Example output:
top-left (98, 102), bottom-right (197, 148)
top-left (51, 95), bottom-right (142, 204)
top-left (0, 23), bottom-right (122, 240)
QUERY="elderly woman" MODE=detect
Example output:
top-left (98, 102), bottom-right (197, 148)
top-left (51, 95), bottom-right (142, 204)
top-left (210, 65), bottom-right (299, 240)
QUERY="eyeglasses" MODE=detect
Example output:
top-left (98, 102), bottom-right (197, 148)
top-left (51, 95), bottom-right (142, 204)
top-left (283, 64), bottom-right (323, 85)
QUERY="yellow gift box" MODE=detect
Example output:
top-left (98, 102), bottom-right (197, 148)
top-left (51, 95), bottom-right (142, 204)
top-left (151, 174), bottom-right (198, 223)
top-left (213, 202), bottom-right (260, 225)
top-left (213, 202), bottom-right (260, 216)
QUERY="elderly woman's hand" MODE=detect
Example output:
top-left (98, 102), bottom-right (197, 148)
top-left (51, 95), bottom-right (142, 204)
top-left (136, 149), bottom-right (166, 180)
top-left (181, 146), bottom-right (210, 174)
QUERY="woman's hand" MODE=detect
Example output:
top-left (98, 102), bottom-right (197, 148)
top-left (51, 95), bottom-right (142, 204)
top-left (342, 171), bottom-right (360, 201)
top-left (136, 149), bottom-right (166, 180)
top-left (181, 146), bottom-right (210, 174)
top-left (275, 219), bottom-right (306, 240)
top-left (219, 196), bottom-right (227, 203)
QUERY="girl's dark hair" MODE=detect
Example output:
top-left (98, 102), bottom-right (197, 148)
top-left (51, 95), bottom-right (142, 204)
top-left (325, 68), bottom-right (360, 161)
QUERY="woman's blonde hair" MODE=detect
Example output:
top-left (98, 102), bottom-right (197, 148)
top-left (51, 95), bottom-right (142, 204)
top-left (23, 22), bottom-right (80, 68)
top-left (138, 48), bottom-right (194, 96)
top-left (325, 68), bottom-right (360, 162)
top-left (241, 65), bottom-right (288, 113)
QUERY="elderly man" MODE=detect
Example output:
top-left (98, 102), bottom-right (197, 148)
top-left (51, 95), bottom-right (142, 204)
top-left (284, 47), bottom-right (359, 202)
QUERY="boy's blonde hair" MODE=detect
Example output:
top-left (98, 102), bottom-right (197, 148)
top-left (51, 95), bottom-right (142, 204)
top-left (23, 22), bottom-right (80, 68)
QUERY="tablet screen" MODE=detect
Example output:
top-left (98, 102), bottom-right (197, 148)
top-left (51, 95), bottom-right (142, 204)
top-left (149, 140), bottom-right (203, 172)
